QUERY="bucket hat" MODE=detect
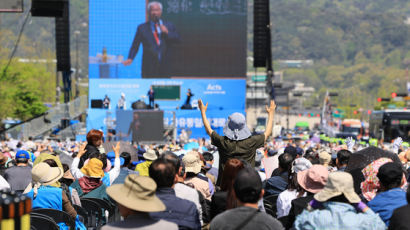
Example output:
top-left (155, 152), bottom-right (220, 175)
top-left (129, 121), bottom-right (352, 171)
top-left (107, 174), bottom-right (165, 212)
top-left (183, 152), bottom-right (201, 174)
top-left (319, 151), bottom-right (331, 166)
top-left (81, 158), bottom-right (105, 178)
top-left (223, 113), bottom-right (251, 141)
top-left (297, 165), bottom-right (329, 193)
top-left (32, 162), bottom-right (64, 185)
top-left (143, 149), bottom-right (158, 161)
top-left (314, 171), bottom-right (361, 203)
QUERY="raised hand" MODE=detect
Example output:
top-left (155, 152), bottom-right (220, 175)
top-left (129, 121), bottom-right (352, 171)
top-left (113, 142), bottom-right (121, 156)
top-left (198, 99), bottom-right (208, 113)
top-left (159, 24), bottom-right (169, 34)
top-left (392, 137), bottom-right (403, 153)
top-left (265, 100), bottom-right (276, 114)
top-left (77, 142), bottom-right (87, 158)
top-left (346, 137), bottom-right (355, 152)
top-left (122, 59), bottom-right (132, 66)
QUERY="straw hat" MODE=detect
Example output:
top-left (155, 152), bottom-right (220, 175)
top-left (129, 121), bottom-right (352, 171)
top-left (319, 151), bottom-right (332, 166)
top-left (81, 158), bottom-right (105, 178)
top-left (143, 149), bottom-right (158, 161)
top-left (32, 162), bottom-right (64, 186)
top-left (63, 170), bottom-right (75, 181)
top-left (315, 172), bottom-right (361, 203)
top-left (297, 165), bottom-right (329, 193)
top-left (183, 152), bottom-right (201, 174)
top-left (107, 174), bottom-right (165, 212)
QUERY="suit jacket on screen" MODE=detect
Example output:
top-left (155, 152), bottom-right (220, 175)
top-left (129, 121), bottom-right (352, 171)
top-left (127, 21), bottom-right (179, 78)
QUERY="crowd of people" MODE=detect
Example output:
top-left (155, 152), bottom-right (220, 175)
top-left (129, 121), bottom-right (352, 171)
top-left (0, 100), bottom-right (409, 229)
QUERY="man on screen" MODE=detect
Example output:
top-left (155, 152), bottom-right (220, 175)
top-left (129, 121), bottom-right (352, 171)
top-left (123, 1), bottom-right (180, 78)
top-left (128, 112), bottom-right (140, 144)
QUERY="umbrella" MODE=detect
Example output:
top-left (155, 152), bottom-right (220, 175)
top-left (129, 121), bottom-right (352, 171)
top-left (345, 146), bottom-right (401, 195)
top-left (345, 146), bottom-right (401, 172)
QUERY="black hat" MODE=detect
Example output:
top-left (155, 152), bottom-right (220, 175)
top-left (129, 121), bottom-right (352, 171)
top-left (284, 145), bottom-right (297, 158)
top-left (233, 167), bottom-right (262, 203)
top-left (377, 162), bottom-right (403, 186)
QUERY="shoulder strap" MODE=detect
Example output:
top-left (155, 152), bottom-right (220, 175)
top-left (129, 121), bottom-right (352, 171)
top-left (232, 209), bottom-right (259, 230)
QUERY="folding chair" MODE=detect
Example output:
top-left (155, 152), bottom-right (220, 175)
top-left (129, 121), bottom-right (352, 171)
top-left (31, 208), bottom-right (75, 230)
top-left (80, 198), bottom-right (103, 229)
top-left (81, 198), bottom-right (115, 223)
top-left (73, 204), bottom-right (89, 226)
top-left (30, 213), bottom-right (59, 230)
top-left (264, 194), bottom-right (279, 218)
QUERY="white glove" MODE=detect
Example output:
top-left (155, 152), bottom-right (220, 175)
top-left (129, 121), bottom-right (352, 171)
top-left (392, 137), bottom-right (403, 154)
top-left (346, 137), bottom-right (355, 152)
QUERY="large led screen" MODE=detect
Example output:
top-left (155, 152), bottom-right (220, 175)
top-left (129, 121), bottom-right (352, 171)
top-left (89, 0), bottom-right (247, 78)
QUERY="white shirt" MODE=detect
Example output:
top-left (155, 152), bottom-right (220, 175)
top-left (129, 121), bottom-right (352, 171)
top-left (276, 189), bottom-right (306, 218)
top-left (174, 183), bottom-right (203, 226)
top-left (0, 175), bottom-right (10, 191)
top-left (71, 157), bottom-right (121, 185)
top-left (258, 171), bottom-right (266, 182)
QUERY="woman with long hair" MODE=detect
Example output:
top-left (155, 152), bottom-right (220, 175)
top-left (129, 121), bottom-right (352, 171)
top-left (210, 158), bottom-right (244, 219)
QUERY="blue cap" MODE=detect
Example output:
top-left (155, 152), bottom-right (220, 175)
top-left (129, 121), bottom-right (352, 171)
top-left (106, 151), bottom-right (124, 166)
top-left (15, 150), bottom-right (30, 159)
top-left (296, 147), bottom-right (304, 156)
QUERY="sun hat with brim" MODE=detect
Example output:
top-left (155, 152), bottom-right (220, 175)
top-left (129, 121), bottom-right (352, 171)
top-left (32, 162), bottom-right (64, 186)
top-left (314, 171), bottom-right (361, 203)
top-left (183, 153), bottom-right (201, 174)
top-left (84, 158), bottom-right (112, 172)
top-left (143, 149), bottom-right (157, 161)
top-left (63, 170), bottom-right (75, 181)
top-left (297, 165), bottom-right (329, 194)
top-left (223, 112), bottom-right (251, 141)
top-left (107, 174), bottom-right (165, 212)
top-left (319, 151), bottom-right (331, 166)
top-left (81, 158), bottom-right (105, 178)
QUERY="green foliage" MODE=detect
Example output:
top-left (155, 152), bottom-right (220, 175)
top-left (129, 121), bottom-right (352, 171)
top-left (261, 0), bottom-right (410, 118)
top-left (269, 1), bottom-right (410, 63)
top-left (0, 61), bottom-right (53, 120)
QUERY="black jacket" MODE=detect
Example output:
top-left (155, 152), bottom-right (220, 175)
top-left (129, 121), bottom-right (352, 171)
top-left (127, 21), bottom-right (180, 78)
top-left (79, 144), bottom-right (100, 168)
top-left (388, 204), bottom-right (410, 230)
top-left (210, 191), bottom-right (227, 220)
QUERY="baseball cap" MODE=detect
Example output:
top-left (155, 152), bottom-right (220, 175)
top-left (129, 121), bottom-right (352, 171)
top-left (107, 151), bottom-right (125, 166)
top-left (15, 150), bottom-right (30, 160)
top-left (377, 162), bottom-right (404, 186)
top-left (284, 146), bottom-right (297, 158)
top-left (296, 147), bottom-right (304, 156)
top-left (233, 167), bottom-right (262, 203)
